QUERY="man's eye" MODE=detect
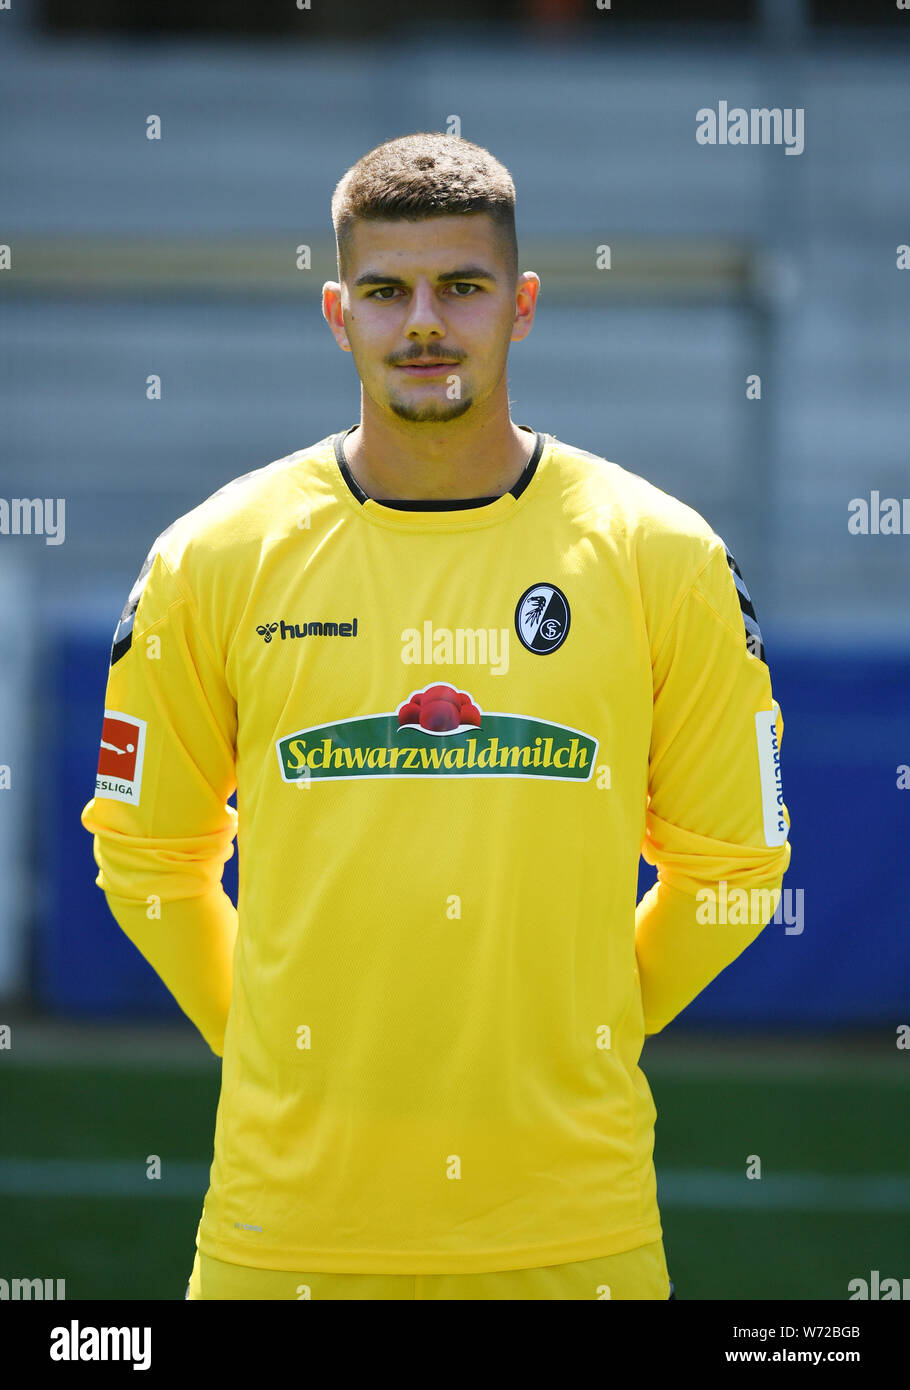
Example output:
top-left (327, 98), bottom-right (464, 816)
top-left (367, 284), bottom-right (478, 299)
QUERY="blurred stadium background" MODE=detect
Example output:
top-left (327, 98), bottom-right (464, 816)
top-left (1, 1), bottom-right (908, 1299)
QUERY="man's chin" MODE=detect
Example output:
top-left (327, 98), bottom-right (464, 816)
top-left (387, 394), bottom-right (474, 424)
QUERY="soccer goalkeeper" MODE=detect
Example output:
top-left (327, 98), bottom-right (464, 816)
top-left (81, 132), bottom-right (790, 1301)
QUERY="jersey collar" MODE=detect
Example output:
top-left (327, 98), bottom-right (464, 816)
top-left (332, 424), bottom-right (545, 516)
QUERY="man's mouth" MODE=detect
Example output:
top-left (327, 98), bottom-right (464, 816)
top-left (395, 360), bottom-right (460, 376)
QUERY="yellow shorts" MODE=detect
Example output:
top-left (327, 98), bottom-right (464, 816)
top-left (186, 1238), bottom-right (671, 1300)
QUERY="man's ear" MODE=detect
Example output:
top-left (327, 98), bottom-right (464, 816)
top-left (322, 281), bottom-right (352, 352)
top-left (510, 271), bottom-right (540, 344)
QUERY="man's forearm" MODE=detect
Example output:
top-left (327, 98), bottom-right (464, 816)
top-left (104, 886), bottom-right (238, 1056)
top-left (635, 875), bottom-right (780, 1036)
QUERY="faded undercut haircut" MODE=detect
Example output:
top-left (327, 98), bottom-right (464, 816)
top-left (331, 132), bottom-right (518, 283)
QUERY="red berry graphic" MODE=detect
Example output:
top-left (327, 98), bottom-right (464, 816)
top-left (398, 702), bottom-right (421, 726)
top-left (422, 684), bottom-right (461, 707)
top-left (411, 693), bottom-right (423, 705)
top-left (421, 699), bottom-right (460, 732)
top-left (460, 703), bottom-right (481, 727)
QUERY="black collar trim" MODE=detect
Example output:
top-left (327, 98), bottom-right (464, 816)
top-left (332, 426), bottom-right (543, 510)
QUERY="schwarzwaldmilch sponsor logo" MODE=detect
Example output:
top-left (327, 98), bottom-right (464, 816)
top-left (257, 619), bottom-right (358, 643)
top-left (515, 583), bottom-right (570, 654)
top-left (276, 683), bottom-right (597, 783)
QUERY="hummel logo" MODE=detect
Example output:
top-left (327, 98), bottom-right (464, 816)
top-left (257, 619), bottom-right (359, 643)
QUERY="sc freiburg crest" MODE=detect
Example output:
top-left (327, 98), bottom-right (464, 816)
top-left (515, 582), bottom-right (570, 655)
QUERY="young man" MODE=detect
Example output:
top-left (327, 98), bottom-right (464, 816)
top-left (81, 132), bottom-right (790, 1301)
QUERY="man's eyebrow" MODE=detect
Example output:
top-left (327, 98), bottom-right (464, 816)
top-left (353, 266), bottom-right (498, 288)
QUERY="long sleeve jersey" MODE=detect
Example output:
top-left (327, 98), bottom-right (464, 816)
top-left (81, 425), bottom-right (791, 1274)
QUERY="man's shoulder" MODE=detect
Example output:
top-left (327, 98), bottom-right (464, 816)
top-left (152, 435), bottom-right (338, 574)
top-left (547, 433), bottom-right (723, 567)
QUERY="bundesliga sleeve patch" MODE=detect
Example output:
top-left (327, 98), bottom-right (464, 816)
top-left (720, 538), bottom-right (765, 663)
top-left (754, 708), bottom-right (787, 846)
top-left (95, 711), bottom-right (147, 804)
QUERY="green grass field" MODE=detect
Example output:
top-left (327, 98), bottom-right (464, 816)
top-left (1, 1020), bottom-right (907, 1299)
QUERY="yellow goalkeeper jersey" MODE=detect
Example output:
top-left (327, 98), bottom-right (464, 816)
top-left (81, 425), bottom-right (791, 1274)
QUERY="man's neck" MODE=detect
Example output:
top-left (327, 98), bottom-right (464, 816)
top-left (343, 398), bottom-right (534, 503)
